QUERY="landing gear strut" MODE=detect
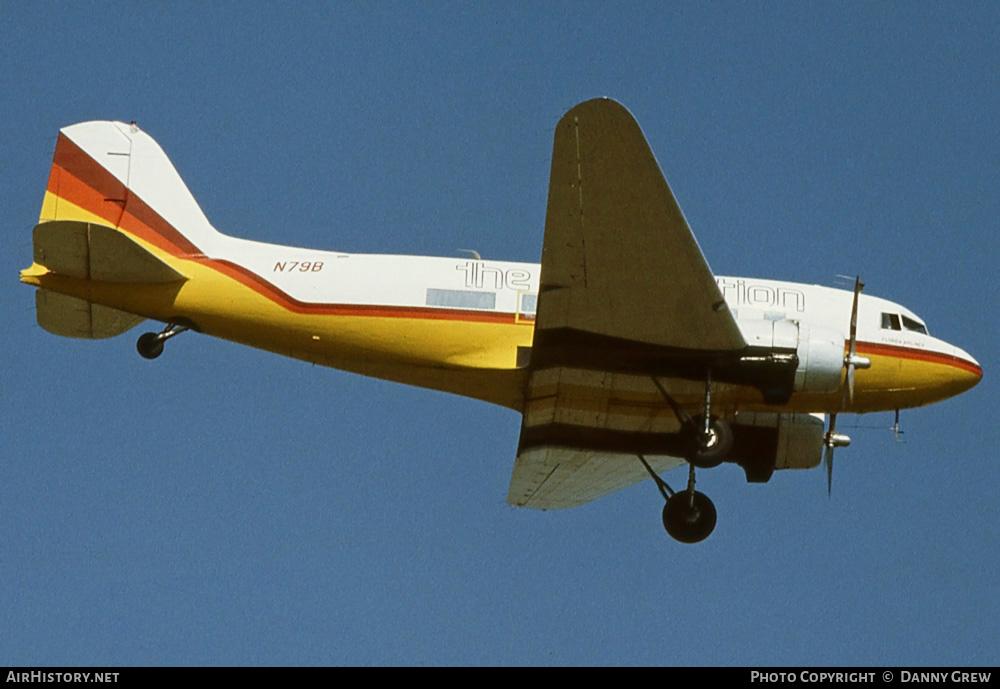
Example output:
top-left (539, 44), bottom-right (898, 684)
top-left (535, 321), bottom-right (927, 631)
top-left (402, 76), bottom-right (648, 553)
top-left (651, 371), bottom-right (733, 468)
top-left (689, 368), bottom-right (733, 467)
top-left (136, 323), bottom-right (189, 360)
top-left (642, 369), bottom-right (728, 543)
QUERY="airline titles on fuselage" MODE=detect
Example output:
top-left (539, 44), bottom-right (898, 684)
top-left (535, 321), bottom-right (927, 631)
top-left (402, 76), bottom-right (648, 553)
top-left (456, 261), bottom-right (532, 291)
top-left (717, 277), bottom-right (806, 313)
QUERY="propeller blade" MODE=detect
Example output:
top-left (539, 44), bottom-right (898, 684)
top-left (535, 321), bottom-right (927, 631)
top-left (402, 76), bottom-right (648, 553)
top-left (848, 277), bottom-right (863, 357)
top-left (824, 412), bottom-right (837, 496)
top-left (823, 413), bottom-right (851, 496)
top-left (826, 277), bottom-right (867, 494)
top-left (846, 364), bottom-right (855, 405)
top-left (842, 276), bottom-right (867, 410)
top-left (824, 444), bottom-right (834, 497)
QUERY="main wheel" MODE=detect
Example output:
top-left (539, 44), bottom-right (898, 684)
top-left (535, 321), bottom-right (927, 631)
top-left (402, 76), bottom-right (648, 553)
top-left (136, 333), bottom-right (164, 360)
top-left (662, 490), bottom-right (717, 543)
top-left (687, 416), bottom-right (733, 469)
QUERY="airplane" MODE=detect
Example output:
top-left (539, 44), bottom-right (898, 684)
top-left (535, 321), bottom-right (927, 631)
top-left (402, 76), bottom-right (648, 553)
top-left (19, 98), bottom-right (982, 543)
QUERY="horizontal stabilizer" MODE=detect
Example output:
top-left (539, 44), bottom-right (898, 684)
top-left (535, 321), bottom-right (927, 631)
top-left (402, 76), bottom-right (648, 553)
top-left (35, 289), bottom-right (145, 339)
top-left (33, 220), bottom-right (186, 283)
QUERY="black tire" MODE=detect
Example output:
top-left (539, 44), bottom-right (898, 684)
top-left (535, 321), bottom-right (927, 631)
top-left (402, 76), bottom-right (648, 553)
top-left (662, 490), bottom-right (717, 544)
top-left (687, 416), bottom-right (733, 469)
top-left (136, 333), bottom-right (164, 360)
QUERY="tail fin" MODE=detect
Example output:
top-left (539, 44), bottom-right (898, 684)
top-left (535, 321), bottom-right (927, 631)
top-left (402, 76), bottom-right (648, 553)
top-left (40, 120), bottom-right (222, 257)
top-left (25, 120), bottom-right (206, 339)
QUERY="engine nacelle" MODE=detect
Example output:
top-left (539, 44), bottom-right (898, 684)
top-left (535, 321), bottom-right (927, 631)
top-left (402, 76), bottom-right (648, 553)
top-left (728, 412), bottom-right (825, 482)
top-left (736, 319), bottom-right (844, 395)
top-left (794, 324), bottom-right (845, 393)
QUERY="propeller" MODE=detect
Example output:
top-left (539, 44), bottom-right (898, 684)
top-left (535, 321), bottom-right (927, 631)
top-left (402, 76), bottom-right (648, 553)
top-left (842, 277), bottom-right (872, 405)
top-left (823, 413), bottom-right (849, 496)
top-left (824, 277), bottom-right (871, 495)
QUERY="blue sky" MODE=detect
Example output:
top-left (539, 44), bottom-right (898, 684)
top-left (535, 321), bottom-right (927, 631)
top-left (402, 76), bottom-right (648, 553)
top-left (2, 3), bottom-right (997, 666)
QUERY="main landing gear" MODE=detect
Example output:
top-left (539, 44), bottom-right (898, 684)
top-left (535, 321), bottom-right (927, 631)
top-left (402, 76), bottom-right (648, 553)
top-left (639, 457), bottom-right (718, 544)
top-left (136, 323), bottom-right (189, 360)
top-left (643, 370), bottom-right (731, 544)
top-left (688, 415), bottom-right (733, 469)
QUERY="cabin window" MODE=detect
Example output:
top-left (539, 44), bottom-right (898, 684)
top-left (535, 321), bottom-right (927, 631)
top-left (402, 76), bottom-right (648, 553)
top-left (881, 313), bottom-right (901, 331)
top-left (426, 288), bottom-right (496, 310)
top-left (901, 315), bottom-right (928, 335)
top-left (519, 293), bottom-right (538, 316)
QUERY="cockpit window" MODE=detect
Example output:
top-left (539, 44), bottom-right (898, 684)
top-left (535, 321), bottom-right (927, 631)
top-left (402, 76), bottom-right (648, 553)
top-left (881, 313), bottom-right (901, 331)
top-left (901, 315), bottom-right (928, 335)
top-left (882, 312), bottom-right (928, 334)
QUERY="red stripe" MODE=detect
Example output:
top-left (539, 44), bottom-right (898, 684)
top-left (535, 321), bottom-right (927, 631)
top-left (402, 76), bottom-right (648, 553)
top-left (52, 135), bottom-right (202, 255)
top-left (45, 133), bottom-right (530, 326)
top-left (856, 341), bottom-right (982, 377)
top-left (201, 257), bottom-right (521, 323)
top-left (52, 133), bottom-right (127, 205)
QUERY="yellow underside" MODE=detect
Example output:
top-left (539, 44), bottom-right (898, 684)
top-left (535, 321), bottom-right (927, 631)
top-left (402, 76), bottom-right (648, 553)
top-left (522, 351), bottom-right (978, 421)
top-left (23, 260), bottom-right (976, 414)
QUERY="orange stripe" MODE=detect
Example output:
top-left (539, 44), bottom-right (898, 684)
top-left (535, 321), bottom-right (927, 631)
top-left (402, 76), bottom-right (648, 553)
top-left (47, 162), bottom-right (125, 230)
top-left (51, 133), bottom-right (202, 255)
top-left (856, 341), bottom-right (981, 376)
top-left (52, 133), bottom-right (127, 202)
top-left (47, 162), bottom-right (199, 256)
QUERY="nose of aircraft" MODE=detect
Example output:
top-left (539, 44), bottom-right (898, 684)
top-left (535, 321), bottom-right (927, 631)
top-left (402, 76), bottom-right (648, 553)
top-left (952, 345), bottom-right (982, 386)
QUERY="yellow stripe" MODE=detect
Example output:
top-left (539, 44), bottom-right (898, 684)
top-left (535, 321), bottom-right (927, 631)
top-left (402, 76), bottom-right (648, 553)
top-left (39, 192), bottom-right (109, 225)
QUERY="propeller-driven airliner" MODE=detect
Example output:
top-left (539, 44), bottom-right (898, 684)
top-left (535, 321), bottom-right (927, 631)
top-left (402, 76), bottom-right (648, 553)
top-left (20, 98), bottom-right (981, 543)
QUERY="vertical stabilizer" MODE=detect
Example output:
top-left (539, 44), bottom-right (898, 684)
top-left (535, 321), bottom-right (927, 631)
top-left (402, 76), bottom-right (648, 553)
top-left (40, 121), bottom-right (223, 257)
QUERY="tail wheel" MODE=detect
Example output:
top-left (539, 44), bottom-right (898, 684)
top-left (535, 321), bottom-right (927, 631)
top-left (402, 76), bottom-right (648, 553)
top-left (136, 323), bottom-right (189, 360)
top-left (136, 332), bottom-right (165, 360)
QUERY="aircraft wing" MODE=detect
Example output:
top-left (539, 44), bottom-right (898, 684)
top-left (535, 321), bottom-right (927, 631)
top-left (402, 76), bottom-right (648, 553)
top-left (532, 98), bottom-right (744, 351)
top-left (508, 99), bottom-right (746, 510)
